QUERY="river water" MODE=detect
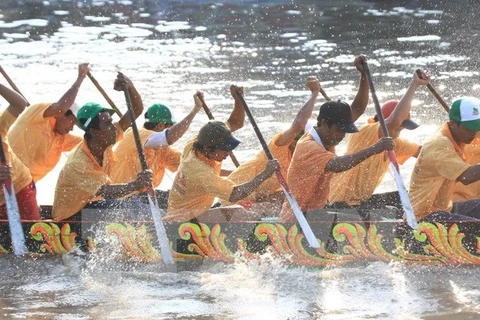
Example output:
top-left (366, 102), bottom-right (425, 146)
top-left (1, 0), bottom-right (480, 319)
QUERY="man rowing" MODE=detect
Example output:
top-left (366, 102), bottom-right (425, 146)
top-left (279, 100), bottom-right (394, 222)
top-left (165, 87), bottom-right (280, 222)
top-left (329, 70), bottom-right (429, 218)
top-left (110, 93), bottom-right (203, 194)
top-left (453, 133), bottom-right (480, 201)
top-left (409, 97), bottom-right (480, 224)
top-left (8, 63), bottom-right (88, 182)
top-left (52, 73), bottom-right (151, 221)
top-left (0, 82), bottom-right (39, 220)
top-left (219, 76), bottom-right (321, 212)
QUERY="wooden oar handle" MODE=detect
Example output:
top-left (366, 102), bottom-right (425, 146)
top-left (88, 72), bottom-right (123, 117)
top-left (415, 69), bottom-right (450, 113)
top-left (319, 88), bottom-right (331, 101)
top-left (0, 66), bottom-right (29, 106)
top-left (197, 92), bottom-right (241, 167)
top-left (362, 61), bottom-right (389, 138)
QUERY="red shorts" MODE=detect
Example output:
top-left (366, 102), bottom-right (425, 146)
top-left (0, 181), bottom-right (40, 220)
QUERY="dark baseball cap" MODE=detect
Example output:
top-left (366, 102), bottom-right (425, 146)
top-left (197, 120), bottom-right (241, 151)
top-left (318, 101), bottom-right (359, 133)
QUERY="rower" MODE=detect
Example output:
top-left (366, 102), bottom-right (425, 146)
top-left (165, 86), bottom-right (280, 223)
top-left (279, 101), bottom-right (395, 222)
top-left (7, 63), bottom-right (89, 182)
top-left (329, 70), bottom-right (430, 219)
top-left (219, 75), bottom-right (321, 213)
top-left (452, 132), bottom-right (480, 201)
top-left (52, 72), bottom-right (151, 221)
top-left (110, 92), bottom-right (204, 204)
top-left (409, 97), bottom-right (480, 224)
top-left (0, 82), bottom-right (39, 220)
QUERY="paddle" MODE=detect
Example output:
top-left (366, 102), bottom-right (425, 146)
top-left (0, 136), bottom-right (27, 255)
top-left (236, 93), bottom-right (320, 248)
top-left (0, 66), bottom-right (29, 105)
top-left (362, 61), bottom-right (418, 229)
top-left (88, 72), bottom-right (123, 118)
top-left (320, 87), bottom-right (331, 102)
top-left (123, 85), bottom-right (174, 265)
top-left (196, 93), bottom-right (241, 167)
top-left (417, 70), bottom-right (450, 112)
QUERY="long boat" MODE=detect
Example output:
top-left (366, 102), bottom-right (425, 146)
top-left (2, 204), bottom-right (479, 266)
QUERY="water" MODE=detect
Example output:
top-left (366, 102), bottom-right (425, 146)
top-left (1, 0), bottom-right (480, 318)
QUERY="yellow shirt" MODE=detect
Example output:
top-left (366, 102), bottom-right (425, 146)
top-left (111, 127), bottom-right (180, 187)
top-left (279, 130), bottom-right (336, 222)
top-left (52, 125), bottom-right (124, 221)
top-left (409, 123), bottom-right (470, 220)
top-left (224, 132), bottom-right (291, 203)
top-left (166, 135), bottom-right (235, 222)
top-left (8, 103), bottom-right (82, 182)
top-left (453, 134), bottom-right (480, 201)
top-left (330, 122), bottom-right (419, 205)
top-left (0, 110), bottom-right (32, 206)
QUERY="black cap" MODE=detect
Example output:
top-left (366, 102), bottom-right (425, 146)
top-left (318, 101), bottom-right (359, 133)
top-left (197, 120), bottom-right (241, 151)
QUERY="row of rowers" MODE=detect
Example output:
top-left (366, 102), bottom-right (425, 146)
top-left (1, 56), bottom-right (480, 226)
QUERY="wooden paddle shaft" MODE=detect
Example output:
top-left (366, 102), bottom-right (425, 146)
top-left (320, 88), bottom-right (331, 101)
top-left (415, 69), bottom-right (450, 112)
top-left (197, 93), bottom-right (241, 167)
top-left (0, 66), bottom-right (29, 105)
top-left (88, 72), bottom-right (123, 117)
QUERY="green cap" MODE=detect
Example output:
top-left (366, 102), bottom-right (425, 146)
top-left (449, 97), bottom-right (480, 131)
top-left (145, 104), bottom-right (175, 125)
top-left (77, 102), bottom-right (116, 131)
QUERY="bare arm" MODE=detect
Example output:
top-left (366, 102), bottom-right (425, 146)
top-left (385, 70), bottom-right (430, 134)
top-left (228, 159), bottom-right (279, 202)
top-left (350, 55), bottom-right (369, 122)
top-left (44, 63), bottom-right (89, 118)
top-left (164, 91), bottom-right (203, 145)
top-left (226, 85), bottom-right (245, 132)
top-left (325, 137), bottom-right (394, 173)
top-left (276, 76), bottom-right (320, 146)
top-left (97, 170), bottom-right (152, 199)
top-left (115, 72), bottom-right (144, 132)
top-left (0, 83), bottom-right (28, 118)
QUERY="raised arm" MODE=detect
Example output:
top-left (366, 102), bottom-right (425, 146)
top-left (164, 92), bottom-right (204, 145)
top-left (226, 85), bottom-right (245, 132)
top-left (385, 70), bottom-right (430, 134)
top-left (0, 83), bottom-right (28, 118)
top-left (43, 63), bottom-right (89, 118)
top-left (276, 76), bottom-right (320, 146)
top-left (325, 137), bottom-right (394, 173)
top-left (350, 55), bottom-right (369, 122)
top-left (115, 72), bottom-right (144, 132)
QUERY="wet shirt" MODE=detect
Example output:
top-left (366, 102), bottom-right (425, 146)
top-left (279, 129), bottom-right (336, 222)
top-left (223, 132), bottom-right (291, 204)
top-left (453, 134), bottom-right (480, 201)
top-left (330, 122), bottom-right (419, 205)
top-left (0, 110), bottom-right (33, 206)
top-left (8, 102), bottom-right (82, 182)
top-left (409, 123), bottom-right (470, 220)
top-left (52, 125), bottom-right (124, 221)
top-left (166, 135), bottom-right (235, 222)
top-left (111, 127), bottom-right (180, 187)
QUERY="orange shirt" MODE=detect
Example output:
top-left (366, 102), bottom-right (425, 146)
top-left (453, 133), bottom-right (480, 201)
top-left (409, 123), bottom-right (470, 220)
top-left (52, 125), bottom-right (124, 221)
top-left (111, 127), bottom-right (180, 187)
top-left (224, 132), bottom-right (291, 203)
top-left (330, 122), bottom-right (419, 205)
top-left (0, 110), bottom-right (32, 206)
top-left (279, 129), bottom-right (336, 222)
top-left (8, 102), bottom-right (82, 182)
top-left (165, 135), bottom-right (235, 222)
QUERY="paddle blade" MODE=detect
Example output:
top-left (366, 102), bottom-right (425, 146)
top-left (388, 163), bottom-right (418, 229)
top-left (146, 194), bottom-right (175, 265)
top-left (277, 173), bottom-right (320, 248)
top-left (2, 182), bottom-right (27, 255)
